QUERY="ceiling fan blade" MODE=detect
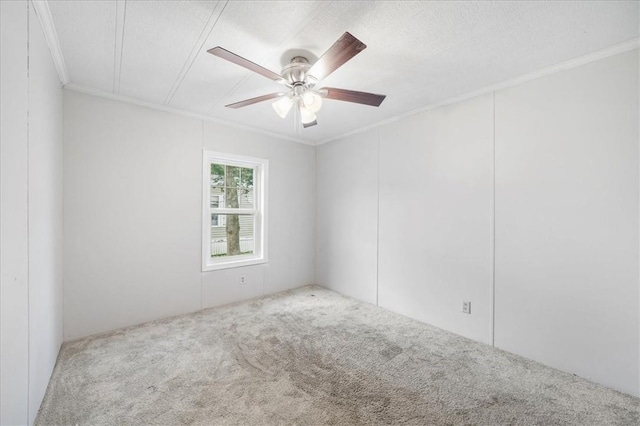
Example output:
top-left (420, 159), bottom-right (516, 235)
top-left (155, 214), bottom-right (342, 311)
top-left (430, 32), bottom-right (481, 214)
top-left (302, 119), bottom-right (318, 128)
top-left (308, 32), bottom-right (366, 82)
top-left (208, 47), bottom-right (285, 84)
top-left (225, 92), bottom-right (285, 109)
top-left (321, 87), bottom-right (386, 107)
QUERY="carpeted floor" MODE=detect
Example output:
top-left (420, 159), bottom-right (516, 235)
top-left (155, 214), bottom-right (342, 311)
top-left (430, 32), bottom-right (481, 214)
top-left (37, 285), bottom-right (638, 425)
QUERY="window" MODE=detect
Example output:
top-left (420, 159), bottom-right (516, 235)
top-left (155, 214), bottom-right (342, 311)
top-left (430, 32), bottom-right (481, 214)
top-left (202, 150), bottom-right (268, 271)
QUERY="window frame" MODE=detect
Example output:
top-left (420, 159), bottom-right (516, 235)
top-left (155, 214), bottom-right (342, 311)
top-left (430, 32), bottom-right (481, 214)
top-left (202, 150), bottom-right (268, 271)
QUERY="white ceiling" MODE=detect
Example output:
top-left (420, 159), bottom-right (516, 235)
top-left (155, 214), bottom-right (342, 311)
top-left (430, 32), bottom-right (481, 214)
top-left (47, 0), bottom-right (639, 144)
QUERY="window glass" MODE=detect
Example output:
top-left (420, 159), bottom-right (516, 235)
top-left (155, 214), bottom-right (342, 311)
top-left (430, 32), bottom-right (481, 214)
top-left (210, 214), bottom-right (255, 257)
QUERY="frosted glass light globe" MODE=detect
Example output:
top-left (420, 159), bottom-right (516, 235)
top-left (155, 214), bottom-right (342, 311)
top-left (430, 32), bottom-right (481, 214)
top-left (302, 91), bottom-right (323, 113)
top-left (299, 105), bottom-right (317, 124)
top-left (272, 96), bottom-right (293, 118)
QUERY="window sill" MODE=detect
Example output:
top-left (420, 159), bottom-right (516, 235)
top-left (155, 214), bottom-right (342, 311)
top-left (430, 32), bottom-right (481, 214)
top-left (202, 256), bottom-right (267, 272)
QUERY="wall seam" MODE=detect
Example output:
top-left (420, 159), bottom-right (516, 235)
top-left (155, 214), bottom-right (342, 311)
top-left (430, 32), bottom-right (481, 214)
top-left (313, 143), bottom-right (317, 285)
top-left (0, 1), bottom-right (3, 420)
top-left (491, 91), bottom-right (496, 347)
top-left (61, 77), bottom-right (65, 344)
top-left (26, 0), bottom-right (31, 422)
top-left (200, 119), bottom-right (204, 310)
top-left (376, 129), bottom-right (380, 306)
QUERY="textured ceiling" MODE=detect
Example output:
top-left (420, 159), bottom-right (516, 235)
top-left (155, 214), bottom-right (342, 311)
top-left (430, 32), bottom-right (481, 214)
top-left (48, 0), bottom-right (639, 144)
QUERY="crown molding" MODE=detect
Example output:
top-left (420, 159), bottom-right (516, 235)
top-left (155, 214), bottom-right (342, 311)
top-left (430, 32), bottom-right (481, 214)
top-left (59, 34), bottom-right (638, 149)
top-left (31, 0), bottom-right (69, 85)
top-left (316, 38), bottom-right (640, 146)
top-left (63, 83), bottom-right (313, 146)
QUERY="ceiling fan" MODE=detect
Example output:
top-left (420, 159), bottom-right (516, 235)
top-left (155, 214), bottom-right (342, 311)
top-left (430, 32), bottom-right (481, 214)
top-left (207, 32), bottom-right (386, 128)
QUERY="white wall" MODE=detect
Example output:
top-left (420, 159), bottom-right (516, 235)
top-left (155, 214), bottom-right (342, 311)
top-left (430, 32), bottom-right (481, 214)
top-left (63, 91), bottom-right (315, 341)
top-left (27, 3), bottom-right (65, 423)
top-left (0, 1), bottom-right (64, 424)
top-left (316, 95), bottom-right (494, 345)
top-left (1, 2), bottom-right (30, 423)
top-left (494, 49), bottom-right (639, 397)
top-left (378, 94), bottom-right (494, 345)
top-left (63, 92), bottom-right (203, 340)
top-left (315, 49), bottom-right (639, 397)
top-left (315, 129), bottom-right (379, 304)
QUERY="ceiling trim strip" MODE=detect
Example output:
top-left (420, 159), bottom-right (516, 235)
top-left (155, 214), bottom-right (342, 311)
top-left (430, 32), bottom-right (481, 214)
top-left (163, 0), bottom-right (229, 106)
top-left (316, 37), bottom-right (640, 146)
top-left (64, 82), bottom-right (312, 146)
top-left (31, 0), bottom-right (69, 85)
top-left (113, 0), bottom-right (127, 93)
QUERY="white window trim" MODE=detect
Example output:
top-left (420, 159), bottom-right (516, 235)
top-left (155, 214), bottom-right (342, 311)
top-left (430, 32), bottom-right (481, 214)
top-left (202, 150), bottom-right (268, 271)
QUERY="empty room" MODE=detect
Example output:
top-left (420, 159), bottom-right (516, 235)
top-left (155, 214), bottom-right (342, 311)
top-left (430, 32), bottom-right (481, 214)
top-left (1, 0), bottom-right (638, 424)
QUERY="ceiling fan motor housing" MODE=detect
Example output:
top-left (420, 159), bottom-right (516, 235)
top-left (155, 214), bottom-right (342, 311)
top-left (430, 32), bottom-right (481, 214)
top-left (282, 56), bottom-right (315, 88)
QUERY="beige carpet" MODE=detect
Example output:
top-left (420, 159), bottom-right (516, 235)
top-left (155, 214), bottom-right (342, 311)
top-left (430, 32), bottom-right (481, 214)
top-left (37, 285), bottom-right (638, 425)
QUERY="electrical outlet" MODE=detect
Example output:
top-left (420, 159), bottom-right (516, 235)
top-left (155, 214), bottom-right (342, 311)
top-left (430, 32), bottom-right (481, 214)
top-left (239, 275), bottom-right (246, 285)
top-left (462, 301), bottom-right (471, 314)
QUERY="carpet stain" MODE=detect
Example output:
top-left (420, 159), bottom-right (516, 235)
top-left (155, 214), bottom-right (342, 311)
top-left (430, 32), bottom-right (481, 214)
top-left (36, 286), bottom-right (639, 425)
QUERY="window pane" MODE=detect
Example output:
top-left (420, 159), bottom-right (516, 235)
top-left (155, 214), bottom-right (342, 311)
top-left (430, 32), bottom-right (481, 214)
top-left (224, 165), bottom-right (254, 188)
top-left (210, 212), bottom-right (226, 227)
top-left (210, 214), bottom-right (255, 258)
top-left (210, 164), bottom-right (255, 209)
top-left (226, 166), bottom-right (254, 209)
top-left (210, 194), bottom-right (224, 209)
top-left (223, 186), bottom-right (255, 209)
top-left (210, 164), bottom-right (225, 187)
top-left (227, 165), bottom-right (241, 186)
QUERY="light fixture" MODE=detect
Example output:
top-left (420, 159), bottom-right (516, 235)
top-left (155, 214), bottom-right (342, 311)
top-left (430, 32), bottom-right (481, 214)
top-left (270, 61), bottom-right (326, 127)
top-left (302, 90), bottom-right (322, 113)
top-left (299, 103), bottom-right (317, 124)
top-left (272, 95), bottom-right (293, 118)
top-left (272, 88), bottom-right (322, 126)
